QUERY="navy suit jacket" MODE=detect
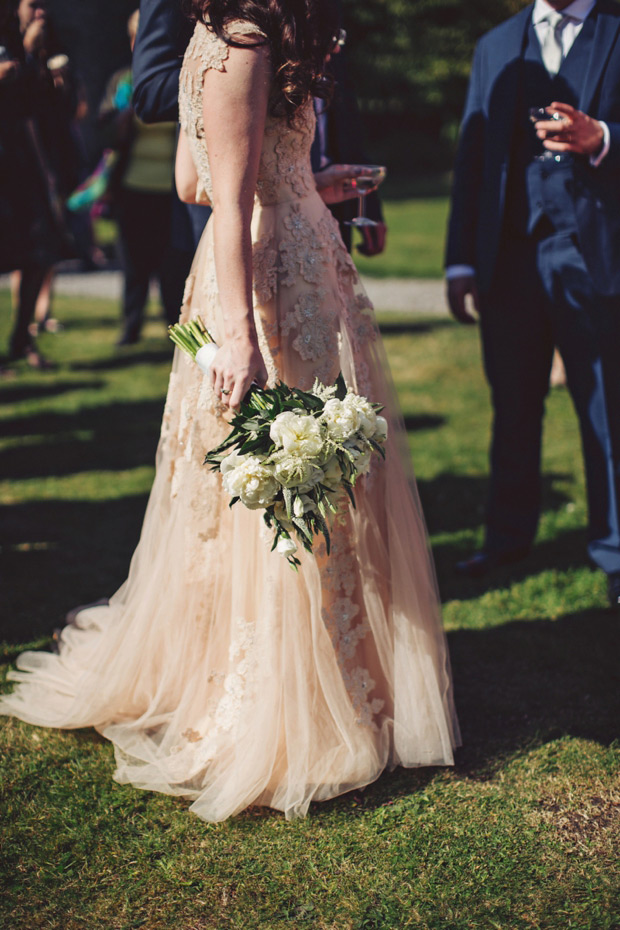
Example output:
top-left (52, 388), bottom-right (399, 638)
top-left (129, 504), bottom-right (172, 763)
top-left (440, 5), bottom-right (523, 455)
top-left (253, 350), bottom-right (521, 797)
top-left (446, 0), bottom-right (620, 295)
top-left (132, 0), bottom-right (210, 252)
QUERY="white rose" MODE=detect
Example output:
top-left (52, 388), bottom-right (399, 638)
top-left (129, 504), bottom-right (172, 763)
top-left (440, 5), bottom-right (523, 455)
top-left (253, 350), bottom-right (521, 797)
top-left (276, 536), bottom-right (298, 557)
top-left (269, 411), bottom-right (324, 457)
top-left (221, 455), bottom-right (279, 510)
top-left (373, 416), bottom-right (388, 443)
top-left (320, 398), bottom-right (361, 442)
top-left (343, 393), bottom-right (377, 438)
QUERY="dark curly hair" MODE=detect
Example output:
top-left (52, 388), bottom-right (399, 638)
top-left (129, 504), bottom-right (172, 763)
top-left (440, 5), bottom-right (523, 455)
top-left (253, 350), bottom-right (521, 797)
top-left (184, 0), bottom-right (340, 120)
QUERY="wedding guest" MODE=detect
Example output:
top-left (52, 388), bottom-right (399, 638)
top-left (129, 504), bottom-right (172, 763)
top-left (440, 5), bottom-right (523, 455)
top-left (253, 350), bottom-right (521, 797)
top-left (0, 0), bottom-right (64, 369)
top-left (132, 0), bottom-right (211, 260)
top-left (311, 27), bottom-right (386, 257)
top-left (15, 4), bottom-right (87, 338)
top-left (445, 0), bottom-right (620, 610)
top-left (100, 10), bottom-right (187, 346)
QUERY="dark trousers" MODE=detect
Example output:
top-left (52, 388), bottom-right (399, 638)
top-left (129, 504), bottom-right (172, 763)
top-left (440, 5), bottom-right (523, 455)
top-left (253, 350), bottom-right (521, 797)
top-left (116, 188), bottom-right (191, 341)
top-left (479, 226), bottom-right (620, 575)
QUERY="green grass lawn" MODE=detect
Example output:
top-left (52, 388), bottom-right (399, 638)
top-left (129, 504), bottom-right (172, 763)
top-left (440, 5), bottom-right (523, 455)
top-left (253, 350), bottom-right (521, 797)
top-left (1, 294), bottom-right (619, 930)
top-left (353, 198), bottom-right (449, 280)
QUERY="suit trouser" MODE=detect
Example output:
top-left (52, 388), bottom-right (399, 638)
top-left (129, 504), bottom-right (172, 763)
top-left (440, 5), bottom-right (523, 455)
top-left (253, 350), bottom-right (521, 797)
top-left (479, 226), bottom-right (620, 575)
top-left (116, 188), bottom-right (190, 340)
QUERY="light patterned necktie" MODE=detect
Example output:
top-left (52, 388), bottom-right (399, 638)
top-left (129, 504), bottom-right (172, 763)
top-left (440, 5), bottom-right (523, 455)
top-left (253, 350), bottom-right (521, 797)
top-left (541, 10), bottom-right (569, 76)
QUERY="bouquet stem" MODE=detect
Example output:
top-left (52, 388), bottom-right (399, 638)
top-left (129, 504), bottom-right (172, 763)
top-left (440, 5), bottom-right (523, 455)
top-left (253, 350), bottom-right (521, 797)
top-left (168, 317), bottom-right (213, 360)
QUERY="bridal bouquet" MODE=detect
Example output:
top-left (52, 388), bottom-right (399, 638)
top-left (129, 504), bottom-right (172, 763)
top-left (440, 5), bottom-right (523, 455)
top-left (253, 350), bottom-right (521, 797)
top-left (169, 318), bottom-right (387, 567)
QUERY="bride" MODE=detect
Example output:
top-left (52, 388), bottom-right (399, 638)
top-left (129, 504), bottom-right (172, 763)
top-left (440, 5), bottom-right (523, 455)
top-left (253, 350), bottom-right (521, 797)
top-left (0, 0), bottom-right (460, 821)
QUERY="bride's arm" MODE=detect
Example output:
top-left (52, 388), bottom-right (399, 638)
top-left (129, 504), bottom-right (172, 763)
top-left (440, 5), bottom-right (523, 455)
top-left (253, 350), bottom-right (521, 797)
top-left (175, 128), bottom-right (198, 204)
top-left (202, 39), bottom-right (271, 408)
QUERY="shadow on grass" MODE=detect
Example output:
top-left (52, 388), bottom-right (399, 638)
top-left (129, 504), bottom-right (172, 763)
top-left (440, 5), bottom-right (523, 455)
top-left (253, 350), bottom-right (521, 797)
top-left (0, 495), bottom-right (150, 645)
top-left (402, 413), bottom-right (446, 432)
top-left (0, 379), bottom-right (106, 404)
top-left (434, 527), bottom-right (591, 604)
top-left (71, 348), bottom-right (172, 372)
top-left (449, 608), bottom-right (620, 766)
top-left (0, 399), bottom-right (165, 479)
top-left (379, 317), bottom-right (454, 336)
top-left (58, 316), bottom-right (119, 331)
top-left (321, 606), bottom-right (620, 816)
top-left (418, 471), bottom-right (572, 538)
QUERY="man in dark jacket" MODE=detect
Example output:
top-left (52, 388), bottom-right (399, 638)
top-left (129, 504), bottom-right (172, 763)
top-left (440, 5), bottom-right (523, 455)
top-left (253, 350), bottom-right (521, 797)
top-left (132, 0), bottom-right (210, 254)
top-left (445, 0), bottom-right (620, 609)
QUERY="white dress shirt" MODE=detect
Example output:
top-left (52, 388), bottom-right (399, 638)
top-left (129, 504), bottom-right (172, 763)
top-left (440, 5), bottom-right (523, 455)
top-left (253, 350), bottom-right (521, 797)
top-left (447, 0), bottom-right (609, 281)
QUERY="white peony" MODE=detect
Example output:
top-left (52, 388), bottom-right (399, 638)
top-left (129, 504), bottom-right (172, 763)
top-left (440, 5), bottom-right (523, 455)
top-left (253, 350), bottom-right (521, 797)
top-left (269, 411), bottom-right (324, 457)
top-left (373, 416), bottom-right (388, 443)
top-left (220, 450), bottom-right (247, 476)
top-left (272, 452), bottom-right (324, 491)
top-left (343, 393), bottom-right (377, 438)
top-left (320, 398), bottom-right (361, 442)
top-left (350, 445), bottom-right (372, 475)
top-left (276, 536), bottom-right (298, 557)
top-left (221, 455), bottom-right (279, 510)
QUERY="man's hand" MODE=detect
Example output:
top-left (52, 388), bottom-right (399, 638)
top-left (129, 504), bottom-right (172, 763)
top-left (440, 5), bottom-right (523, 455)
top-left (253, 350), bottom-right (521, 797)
top-left (314, 164), bottom-right (368, 205)
top-left (357, 222), bottom-right (387, 256)
top-left (535, 102), bottom-right (604, 157)
top-left (447, 274), bottom-right (480, 325)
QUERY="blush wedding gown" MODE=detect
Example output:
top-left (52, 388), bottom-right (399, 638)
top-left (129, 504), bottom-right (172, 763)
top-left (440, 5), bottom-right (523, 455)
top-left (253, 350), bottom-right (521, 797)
top-left (0, 21), bottom-right (460, 821)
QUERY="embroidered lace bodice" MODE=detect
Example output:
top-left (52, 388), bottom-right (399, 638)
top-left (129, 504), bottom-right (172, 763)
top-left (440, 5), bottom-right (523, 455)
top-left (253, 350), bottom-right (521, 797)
top-left (179, 20), bottom-right (317, 207)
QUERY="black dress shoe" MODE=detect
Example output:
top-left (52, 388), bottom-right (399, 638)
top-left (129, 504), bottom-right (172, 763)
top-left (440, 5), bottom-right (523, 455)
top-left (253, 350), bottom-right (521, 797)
top-left (455, 548), bottom-right (529, 578)
top-left (608, 572), bottom-right (620, 610)
top-left (116, 333), bottom-right (139, 347)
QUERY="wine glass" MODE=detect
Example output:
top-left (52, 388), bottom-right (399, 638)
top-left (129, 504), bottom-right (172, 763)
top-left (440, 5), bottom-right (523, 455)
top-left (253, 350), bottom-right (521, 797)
top-left (529, 107), bottom-right (567, 162)
top-left (345, 165), bottom-right (387, 227)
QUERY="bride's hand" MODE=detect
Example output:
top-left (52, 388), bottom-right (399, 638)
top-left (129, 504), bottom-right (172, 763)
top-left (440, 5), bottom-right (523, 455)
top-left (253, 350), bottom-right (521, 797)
top-left (210, 336), bottom-right (268, 409)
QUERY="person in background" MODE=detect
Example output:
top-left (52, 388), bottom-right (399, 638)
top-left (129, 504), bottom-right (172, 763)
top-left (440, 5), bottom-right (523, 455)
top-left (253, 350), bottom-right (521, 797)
top-left (100, 10), bottom-right (187, 346)
top-left (0, 0), bottom-right (65, 369)
top-left (445, 0), bottom-right (620, 611)
top-left (15, 4), bottom-right (90, 338)
top-left (132, 0), bottom-right (211, 278)
top-left (311, 26), bottom-right (386, 258)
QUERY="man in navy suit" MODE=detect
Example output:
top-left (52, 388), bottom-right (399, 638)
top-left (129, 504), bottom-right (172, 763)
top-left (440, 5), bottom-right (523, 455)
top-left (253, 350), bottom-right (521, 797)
top-left (446, 0), bottom-right (620, 609)
top-left (132, 0), bottom-right (210, 254)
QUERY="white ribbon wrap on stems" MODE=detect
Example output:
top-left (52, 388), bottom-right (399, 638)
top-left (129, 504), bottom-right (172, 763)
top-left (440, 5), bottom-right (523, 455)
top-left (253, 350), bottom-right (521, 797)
top-left (195, 343), bottom-right (219, 375)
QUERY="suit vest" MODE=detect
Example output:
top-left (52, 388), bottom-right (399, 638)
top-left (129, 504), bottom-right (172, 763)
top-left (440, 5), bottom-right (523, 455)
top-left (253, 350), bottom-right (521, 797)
top-left (503, 13), bottom-right (598, 237)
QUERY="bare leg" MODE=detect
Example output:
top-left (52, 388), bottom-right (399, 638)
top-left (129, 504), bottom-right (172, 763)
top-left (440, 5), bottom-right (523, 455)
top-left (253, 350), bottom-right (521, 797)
top-left (8, 264), bottom-right (51, 367)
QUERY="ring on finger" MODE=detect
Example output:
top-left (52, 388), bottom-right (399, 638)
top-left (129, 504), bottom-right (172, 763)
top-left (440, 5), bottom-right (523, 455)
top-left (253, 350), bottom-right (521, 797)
top-left (221, 388), bottom-right (231, 395)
